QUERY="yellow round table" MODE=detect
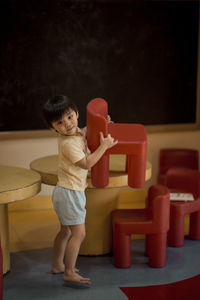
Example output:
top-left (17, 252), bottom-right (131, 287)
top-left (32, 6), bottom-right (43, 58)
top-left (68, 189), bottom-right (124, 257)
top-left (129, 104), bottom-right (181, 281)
top-left (0, 165), bottom-right (41, 274)
top-left (30, 155), bottom-right (151, 255)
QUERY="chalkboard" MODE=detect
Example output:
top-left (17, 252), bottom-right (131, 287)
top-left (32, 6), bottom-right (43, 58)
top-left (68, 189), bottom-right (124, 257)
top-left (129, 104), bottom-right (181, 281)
top-left (0, 0), bottom-right (199, 131)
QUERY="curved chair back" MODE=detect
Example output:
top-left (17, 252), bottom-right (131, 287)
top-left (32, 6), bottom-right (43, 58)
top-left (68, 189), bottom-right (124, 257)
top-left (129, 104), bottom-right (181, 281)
top-left (86, 98), bottom-right (108, 151)
top-left (147, 184), bottom-right (170, 232)
top-left (166, 168), bottom-right (200, 198)
top-left (159, 148), bottom-right (198, 175)
top-left (158, 148), bottom-right (198, 185)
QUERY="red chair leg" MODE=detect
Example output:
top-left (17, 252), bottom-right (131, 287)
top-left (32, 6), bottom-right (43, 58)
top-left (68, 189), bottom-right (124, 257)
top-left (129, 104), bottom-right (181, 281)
top-left (148, 233), bottom-right (167, 268)
top-left (168, 208), bottom-right (185, 247)
top-left (127, 154), bottom-right (146, 188)
top-left (189, 211), bottom-right (200, 240)
top-left (113, 232), bottom-right (132, 268)
top-left (91, 155), bottom-right (109, 188)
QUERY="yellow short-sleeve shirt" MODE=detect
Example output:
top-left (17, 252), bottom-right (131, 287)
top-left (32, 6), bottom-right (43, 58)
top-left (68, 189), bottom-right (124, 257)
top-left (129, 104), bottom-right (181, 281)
top-left (57, 128), bottom-right (90, 191)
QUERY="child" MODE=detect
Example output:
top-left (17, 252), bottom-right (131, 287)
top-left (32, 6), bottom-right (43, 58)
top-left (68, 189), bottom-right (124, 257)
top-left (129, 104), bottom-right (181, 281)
top-left (43, 95), bottom-right (117, 285)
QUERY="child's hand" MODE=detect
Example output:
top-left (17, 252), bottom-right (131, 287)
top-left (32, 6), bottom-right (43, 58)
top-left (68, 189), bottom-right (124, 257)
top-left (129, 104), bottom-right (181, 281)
top-left (106, 115), bottom-right (113, 123)
top-left (99, 132), bottom-right (118, 149)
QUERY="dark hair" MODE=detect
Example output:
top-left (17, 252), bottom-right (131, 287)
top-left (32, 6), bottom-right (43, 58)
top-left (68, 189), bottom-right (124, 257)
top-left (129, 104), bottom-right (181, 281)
top-left (43, 95), bottom-right (78, 128)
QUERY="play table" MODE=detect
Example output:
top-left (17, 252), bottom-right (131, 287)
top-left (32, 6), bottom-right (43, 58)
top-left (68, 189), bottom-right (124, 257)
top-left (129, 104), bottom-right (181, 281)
top-left (30, 155), bottom-right (151, 255)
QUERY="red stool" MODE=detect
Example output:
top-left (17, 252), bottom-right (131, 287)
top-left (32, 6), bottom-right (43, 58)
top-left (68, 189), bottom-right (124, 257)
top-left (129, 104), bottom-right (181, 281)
top-left (157, 148), bottom-right (198, 185)
top-left (0, 238), bottom-right (3, 300)
top-left (112, 184), bottom-right (170, 268)
top-left (86, 98), bottom-right (147, 188)
top-left (165, 168), bottom-right (200, 247)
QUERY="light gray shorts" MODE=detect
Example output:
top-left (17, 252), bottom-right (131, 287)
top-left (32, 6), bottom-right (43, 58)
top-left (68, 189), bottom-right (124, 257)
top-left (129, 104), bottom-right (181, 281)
top-left (52, 185), bottom-right (86, 226)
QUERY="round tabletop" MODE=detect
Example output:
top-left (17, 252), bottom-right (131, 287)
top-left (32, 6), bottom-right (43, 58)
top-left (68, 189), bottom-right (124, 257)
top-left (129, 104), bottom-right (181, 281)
top-left (0, 165), bottom-right (41, 204)
top-left (30, 154), bottom-right (152, 188)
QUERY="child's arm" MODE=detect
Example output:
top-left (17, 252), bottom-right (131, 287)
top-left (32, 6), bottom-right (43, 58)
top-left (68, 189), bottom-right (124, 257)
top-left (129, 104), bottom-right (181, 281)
top-left (75, 132), bottom-right (118, 170)
top-left (81, 126), bottom-right (87, 136)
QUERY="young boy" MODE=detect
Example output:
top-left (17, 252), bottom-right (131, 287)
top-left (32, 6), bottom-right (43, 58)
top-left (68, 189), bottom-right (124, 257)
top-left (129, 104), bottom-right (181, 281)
top-left (43, 95), bottom-right (117, 285)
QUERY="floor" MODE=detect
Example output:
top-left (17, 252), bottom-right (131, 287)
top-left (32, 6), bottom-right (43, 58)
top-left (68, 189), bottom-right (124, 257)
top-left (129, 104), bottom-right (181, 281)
top-left (4, 239), bottom-right (200, 300)
top-left (3, 195), bottom-right (199, 300)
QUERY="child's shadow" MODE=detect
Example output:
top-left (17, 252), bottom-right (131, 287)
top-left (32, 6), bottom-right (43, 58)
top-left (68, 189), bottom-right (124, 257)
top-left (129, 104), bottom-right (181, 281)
top-left (63, 281), bottom-right (91, 289)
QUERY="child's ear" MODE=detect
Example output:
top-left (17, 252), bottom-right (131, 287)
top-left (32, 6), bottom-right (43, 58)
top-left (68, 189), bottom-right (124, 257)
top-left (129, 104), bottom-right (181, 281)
top-left (76, 111), bottom-right (79, 119)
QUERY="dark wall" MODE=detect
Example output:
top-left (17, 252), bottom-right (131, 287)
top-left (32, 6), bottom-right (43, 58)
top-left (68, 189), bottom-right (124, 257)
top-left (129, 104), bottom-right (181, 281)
top-left (0, 0), bottom-right (198, 131)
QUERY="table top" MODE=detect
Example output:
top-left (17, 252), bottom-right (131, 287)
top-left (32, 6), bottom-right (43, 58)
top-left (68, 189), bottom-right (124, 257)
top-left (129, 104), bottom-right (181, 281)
top-left (0, 165), bottom-right (41, 204)
top-left (30, 155), bottom-right (151, 188)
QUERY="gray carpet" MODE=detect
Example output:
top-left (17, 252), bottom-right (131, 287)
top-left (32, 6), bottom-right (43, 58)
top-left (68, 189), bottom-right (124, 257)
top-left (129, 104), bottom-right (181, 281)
top-left (4, 239), bottom-right (200, 300)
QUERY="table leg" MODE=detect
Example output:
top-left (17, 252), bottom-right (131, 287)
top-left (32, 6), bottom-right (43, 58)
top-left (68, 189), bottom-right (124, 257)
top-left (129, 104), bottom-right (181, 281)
top-left (0, 204), bottom-right (10, 274)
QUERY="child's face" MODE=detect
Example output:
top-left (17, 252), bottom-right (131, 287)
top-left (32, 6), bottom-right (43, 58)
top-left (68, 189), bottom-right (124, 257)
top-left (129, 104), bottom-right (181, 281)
top-left (52, 108), bottom-right (79, 136)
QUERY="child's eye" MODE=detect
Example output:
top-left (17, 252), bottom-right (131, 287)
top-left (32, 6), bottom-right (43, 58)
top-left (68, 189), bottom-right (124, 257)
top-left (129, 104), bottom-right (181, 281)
top-left (57, 120), bottom-right (63, 125)
top-left (68, 115), bottom-right (73, 120)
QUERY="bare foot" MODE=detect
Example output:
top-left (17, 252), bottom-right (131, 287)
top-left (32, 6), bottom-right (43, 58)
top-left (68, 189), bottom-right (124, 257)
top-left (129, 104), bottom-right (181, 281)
top-left (62, 271), bottom-right (91, 285)
top-left (52, 265), bottom-right (79, 274)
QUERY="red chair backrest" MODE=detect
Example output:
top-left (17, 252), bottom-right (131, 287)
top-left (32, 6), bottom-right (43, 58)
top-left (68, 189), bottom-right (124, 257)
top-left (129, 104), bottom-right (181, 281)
top-left (159, 149), bottom-right (199, 175)
top-left (166, 168), bottom-right (200, 198)
top-left (86, 98), bottom-right (108, 151)
top-left (147, 184), bottom-right (170, 231)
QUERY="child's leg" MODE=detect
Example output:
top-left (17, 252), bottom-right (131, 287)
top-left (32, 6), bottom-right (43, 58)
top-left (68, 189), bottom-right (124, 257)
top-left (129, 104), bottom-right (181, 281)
top-left (63, 224), bottom-right (91, 284)
top-left (52, 224), bottom-right (71, 273)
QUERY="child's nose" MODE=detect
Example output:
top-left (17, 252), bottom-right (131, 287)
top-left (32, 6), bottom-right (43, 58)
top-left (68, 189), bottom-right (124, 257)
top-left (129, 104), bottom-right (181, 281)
top-left (63, 118), bottom-right (70, 126)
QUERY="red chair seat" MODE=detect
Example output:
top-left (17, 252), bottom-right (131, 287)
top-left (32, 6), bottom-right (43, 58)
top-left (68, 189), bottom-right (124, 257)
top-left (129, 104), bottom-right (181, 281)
top-left (112, 209), bottom-right (152, 234)
top-left (169, 194), bottom-right (200, 214)
top-left (107, 123), bottom-right (146, 154)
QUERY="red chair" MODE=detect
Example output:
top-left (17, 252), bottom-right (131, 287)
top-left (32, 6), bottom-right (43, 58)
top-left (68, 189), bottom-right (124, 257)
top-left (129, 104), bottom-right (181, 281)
top-left (86, 98), bottom-right (147, 188)
top-left (0, 238), bottom-right (3, 300)
top-left (157, 148), bottom-right (198, 185)
top-left (112, 184), bottom-right (170, 268)
top-left (165, 168), bottom-right (200, 247)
